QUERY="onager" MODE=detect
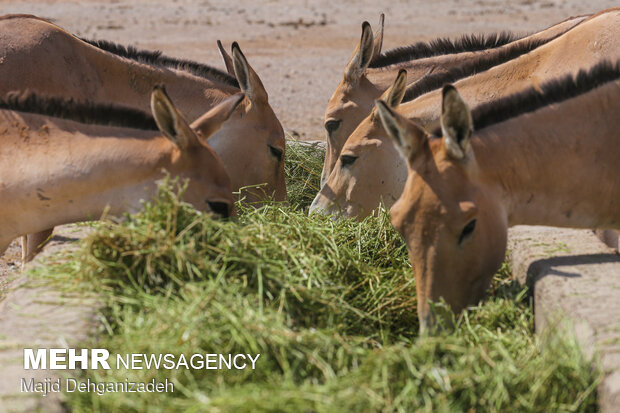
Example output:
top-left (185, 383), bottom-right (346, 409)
top-left (312, 8), bottom-right (620, 218)
top-left (0, 14), bottom-right (286, 259)
top-left (0, 88), bottom-right (241, 259)
top-left (320, 13), bottom-right (587, 187)
top-left (377, 62), bottom-right (620, 331)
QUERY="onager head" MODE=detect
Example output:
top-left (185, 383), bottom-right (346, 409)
top-left (376, 85), bottom-right (507, 332)
top-left (207, 42), bottom-right (287, 204)
top-left (151, 86), bottom-right (239, 218)
top-left (310, 69), bottom-right (408, 218)
top-left (321, 16), bottom-right (384, 187)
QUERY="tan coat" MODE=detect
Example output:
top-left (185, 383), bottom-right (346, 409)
top-left (0, 89), bottom-right (240, 257)
top-left (312, 8), bottom-right (620, 218)
top-left (319, 13), bottom-right (587, 187)
top-left (377, 70), bottom-right (620, 330)
top-left (0, 14), bottom-right (286, 203)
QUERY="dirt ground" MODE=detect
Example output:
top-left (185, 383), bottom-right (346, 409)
top-left (1, 0), bottom-right (616, 138)
top-left (0, 0), bottom-right (616, 284)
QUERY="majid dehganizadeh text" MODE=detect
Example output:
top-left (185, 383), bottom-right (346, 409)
top-left (21, 348), bottom-right (261, 396)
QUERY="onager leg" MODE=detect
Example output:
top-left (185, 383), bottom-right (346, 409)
top-left (21, 229), bottom-right (54, 265)
top-left (0, 241), bottom-right (9, 258)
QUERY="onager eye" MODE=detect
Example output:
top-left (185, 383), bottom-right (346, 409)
top-left (269, 145), bottom-right (283, 161)
top-left (340, 154), bottom-right (358, 167)
top-left (325, 119), bottom-right (341, 134)
top-left (459, 219), bottom-right (476, 245)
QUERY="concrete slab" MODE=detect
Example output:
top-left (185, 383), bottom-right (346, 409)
top-left (508, 226), bottom-right (620, 412)
top-left (0, 225), bottom-right (100, 412)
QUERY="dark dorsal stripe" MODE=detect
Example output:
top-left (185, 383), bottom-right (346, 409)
top-left (402, 36), bottom-right (554, 103)
top-left (80, 38), bottom-right (240, 89)
top-left (0, 91), bottom-right (158, 130)
top-left (431, 60), bottom-right (620, 136)
top-left (369, 31), bottom-right (524, 68)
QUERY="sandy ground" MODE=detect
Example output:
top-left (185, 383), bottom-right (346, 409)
top-left (0, 0), bottom-right (616, 139)
top-left (0, 0), bottom-right (616, 285)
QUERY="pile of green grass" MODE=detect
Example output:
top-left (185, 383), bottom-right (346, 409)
top-left (284, 140), bottom-right (325, 210)
top-left (40, 141), bottom-right (599, 412)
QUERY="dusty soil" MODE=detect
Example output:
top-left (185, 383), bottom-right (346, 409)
top-left (0, 0), bottom-right (616, 294)
top-left (1, 0), bottom-right (616, 139)
top-left (0, 241), bottom-right (20, 296)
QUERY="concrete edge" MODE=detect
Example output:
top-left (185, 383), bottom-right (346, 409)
top-left (508, 226), bottom-right (620, 412)
top-left (0, 226), bottom-right (101, 412)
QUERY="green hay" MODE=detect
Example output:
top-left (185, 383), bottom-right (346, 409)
top-left (78, 184), bottom-right (416, 341)
top-left (284, 140), bottom-right (325, 211)
top-left (37, 141), bottom-right (600, 412)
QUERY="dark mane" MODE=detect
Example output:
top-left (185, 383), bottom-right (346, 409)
top-left (0, 91), bottom-right (158, 130)
top-left (431, 60), bottom-right (620, 136)
top-left (81, 38), bottom-right (240, 88)
top-left (402, 36), bottom-right (554, 103)
top-left (369, 31), bottom-right (524, 68)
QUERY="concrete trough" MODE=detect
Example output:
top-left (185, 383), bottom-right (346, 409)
top-left (509, 226), bottom-right (620, 412)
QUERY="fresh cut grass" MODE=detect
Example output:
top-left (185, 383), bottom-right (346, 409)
top-left (36, 140), bottom-right (600, 412)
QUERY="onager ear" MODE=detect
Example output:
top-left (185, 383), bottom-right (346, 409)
top-left (191, 93), bottom-right (245, 141)
top-left (217, 40), bottom-right (235, 76)
top-left (441, 85), bottom-right (473, 160)
top-left (379, 69), bottom-right (407, 109)
top-left (231, 42), bottom-right (269, 103)
top-left (371, 13), bottom-right (384, 62)
top-left (375, 99), bottom-right (426, 161)
top-left (151, 85), bottom-right (197, 149)
top-left (344, 21), bottom-right (375, 83)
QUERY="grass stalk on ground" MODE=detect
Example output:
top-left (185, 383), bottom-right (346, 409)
top-left (36, 141), bottom-right (600, 412)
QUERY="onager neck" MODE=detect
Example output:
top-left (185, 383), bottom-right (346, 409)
top-left (84, 45), bottom-right (238, 120)
top-left (402, 10), bottom-right (615, 132)
top-left (367, 12), bottom-right (586, 89)
top-left (474, 81), bottom-right (620, 229)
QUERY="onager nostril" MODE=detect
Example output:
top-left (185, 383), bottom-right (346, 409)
top-left (207, 201), bottom-right (230, 219)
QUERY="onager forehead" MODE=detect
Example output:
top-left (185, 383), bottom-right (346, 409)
top-left (326, 93), bottom-right (359, 117)
top-left (413, 158), bottom-right (472, 203)
top-left (343, 116), bottom-right (383, 146)
top-left (343, 135), bottom-right (385, 155)
top-left (397, 144), bottom-right (474, 220)
top-left (412, 137), bottom-right (470, 176)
